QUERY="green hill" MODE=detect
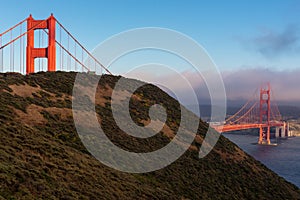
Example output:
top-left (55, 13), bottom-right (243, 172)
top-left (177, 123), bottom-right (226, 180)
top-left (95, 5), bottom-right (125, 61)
top-left (0, 72), bottom-right (299, 199)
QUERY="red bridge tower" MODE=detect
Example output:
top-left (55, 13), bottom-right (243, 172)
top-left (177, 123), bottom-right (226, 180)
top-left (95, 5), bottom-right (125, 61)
top-left (26, 14), bottom-right (56, 74)
top-left (259, 83), bottom-right (271, 144)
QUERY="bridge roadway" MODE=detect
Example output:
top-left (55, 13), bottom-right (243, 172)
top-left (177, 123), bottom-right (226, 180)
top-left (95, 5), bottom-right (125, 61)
top-left (212, 122), bottom-right (285, 133)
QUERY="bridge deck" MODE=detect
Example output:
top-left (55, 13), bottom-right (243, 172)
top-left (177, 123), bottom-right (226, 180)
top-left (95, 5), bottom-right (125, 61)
top-left (212, 122), bottom-right (284, 133)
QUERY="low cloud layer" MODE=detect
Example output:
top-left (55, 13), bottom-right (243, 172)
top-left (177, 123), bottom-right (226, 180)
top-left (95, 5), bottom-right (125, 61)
top-left (126, 68), bottom-right (300, 106)
top-left (222, 68), bottom-right (300, 103)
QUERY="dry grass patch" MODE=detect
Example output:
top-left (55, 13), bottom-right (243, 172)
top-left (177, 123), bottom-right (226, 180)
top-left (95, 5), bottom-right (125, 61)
top-left (9, 83), bottom-right (41, 98)
top-left (14, 104), bottom-right (72, 126)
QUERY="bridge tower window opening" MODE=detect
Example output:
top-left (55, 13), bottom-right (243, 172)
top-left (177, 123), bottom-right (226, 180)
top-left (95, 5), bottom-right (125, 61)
top-left (34, 58), bottom-right (48, 72)
top-left (34, 29), bottom-right (48, 48)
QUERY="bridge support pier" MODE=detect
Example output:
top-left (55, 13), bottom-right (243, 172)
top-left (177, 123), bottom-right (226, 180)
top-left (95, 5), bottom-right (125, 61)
top-left (275, 127), bottom-right (280, 138)
top-left (258, 126), bottom-right (270, 145)
top-left (259, 126), bottom-right (263, 144)
top-left (285, 122), bottom-right (290, 137)
top-left (275, 122), bottom-right (291, 138)
top-left (266, 126), bottom-right (270, 144)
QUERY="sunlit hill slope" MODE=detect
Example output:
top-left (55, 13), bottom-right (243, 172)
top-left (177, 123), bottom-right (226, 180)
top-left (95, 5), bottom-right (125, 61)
top-left (0, 72), bottom-right (299, 199)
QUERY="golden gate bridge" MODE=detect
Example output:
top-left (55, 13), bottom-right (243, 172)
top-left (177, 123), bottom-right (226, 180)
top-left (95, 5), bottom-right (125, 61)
top-left (213, 83), bottom-right (291, 145)
top-left (0, 14), bottom-right (290, 145)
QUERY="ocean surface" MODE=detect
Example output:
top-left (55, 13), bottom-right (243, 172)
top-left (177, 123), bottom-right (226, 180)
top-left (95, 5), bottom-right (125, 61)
top-left (223, 133), bottom-right (300, 188)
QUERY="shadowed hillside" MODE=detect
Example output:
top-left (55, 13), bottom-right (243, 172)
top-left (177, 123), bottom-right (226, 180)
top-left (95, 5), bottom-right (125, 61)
top-left (0, 72), bottom-right (299, 199)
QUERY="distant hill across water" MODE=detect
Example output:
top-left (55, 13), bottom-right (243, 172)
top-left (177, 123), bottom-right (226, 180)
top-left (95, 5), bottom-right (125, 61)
top-left (186, 104), bottom-right (300, 121)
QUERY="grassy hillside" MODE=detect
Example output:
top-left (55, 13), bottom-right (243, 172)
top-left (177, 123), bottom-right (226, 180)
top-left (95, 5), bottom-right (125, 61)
top-left (0, 72), bottom-right (299, 199)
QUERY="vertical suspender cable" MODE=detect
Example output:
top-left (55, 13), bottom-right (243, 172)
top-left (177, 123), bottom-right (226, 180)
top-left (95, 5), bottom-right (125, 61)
top-left (12, 35), bottom-right (15, 72)
top-left (67, 34), bottom-right (70, 71)
top-left (20, 24), bottom-right (23, 74)
top-left (38, 30), bottom-right (41, 71)
top-left (81, 49), bottom-right (84, 72)
top-left (87, 56), bottom-right (90, 73)
top-left (23, 30), bottom-right (25, 74)
top-left (60, 26), bottom-right (62, 71)
top-left (0, 35), bottom-right (2, 72)
top-left (42, 29), bottom-right (44, 71)
top-left (11, 30), bottom-right (15, 72)
top-left (74, 43), bottom-right (77, 71)
top-left (10, 30), bottom-right (12, 71)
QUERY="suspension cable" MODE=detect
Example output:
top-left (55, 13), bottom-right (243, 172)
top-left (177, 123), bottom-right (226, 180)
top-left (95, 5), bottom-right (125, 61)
top-left (55, 19), bottom-right (112, 74)
top-left (42, 29), bottom-right (90, 72)
top-left (0, 19), bottom-right (48, 50)
top-left (226, 88), bottom-right (258, 122)
top-left (230, 102), bottom-right (258, 124)
top-left (0, 18), bottom-right (27, 37)
top-left (271, 90), bottom-right (282, 121)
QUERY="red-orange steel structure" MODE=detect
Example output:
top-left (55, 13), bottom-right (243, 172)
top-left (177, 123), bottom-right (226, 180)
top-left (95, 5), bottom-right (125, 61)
top-left (26, 14), bottom-right (56, 74)
top-left (0, 14), bottom-right (112, 75)
top-left (212, 82), bottom-right (286, 145)
top-left (259, 83), bottom-right (271, 144)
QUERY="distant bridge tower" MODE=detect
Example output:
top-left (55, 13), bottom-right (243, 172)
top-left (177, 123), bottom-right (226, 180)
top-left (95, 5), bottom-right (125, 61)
top-left (259, 83), bottom-right (271, 144)
top-left (26, 14), bottom-right (56, 74)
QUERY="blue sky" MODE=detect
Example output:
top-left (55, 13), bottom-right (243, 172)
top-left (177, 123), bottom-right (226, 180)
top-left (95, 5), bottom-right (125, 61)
top-left (1, 0), bottom-right (300, 71)
top-left (1, 0), bottom-right (300, 103)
